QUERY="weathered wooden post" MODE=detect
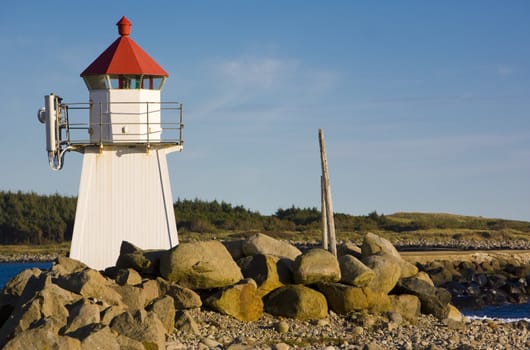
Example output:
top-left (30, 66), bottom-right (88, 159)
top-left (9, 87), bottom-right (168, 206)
top-left (321, 175), bottom-right (328, 250)
top-left (319, 129), bottom-right (337, 256)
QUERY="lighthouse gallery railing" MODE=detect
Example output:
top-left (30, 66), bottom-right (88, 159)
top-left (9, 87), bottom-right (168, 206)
top-left (60, 101), bottom-right (184, 148)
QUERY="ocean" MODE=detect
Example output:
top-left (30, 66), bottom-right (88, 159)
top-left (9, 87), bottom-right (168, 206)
top-left (0, 262), bottom-right (528, 322)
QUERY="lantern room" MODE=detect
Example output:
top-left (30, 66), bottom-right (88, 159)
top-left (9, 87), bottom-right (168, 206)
top-left (80, 16), bottom-right (169, 144)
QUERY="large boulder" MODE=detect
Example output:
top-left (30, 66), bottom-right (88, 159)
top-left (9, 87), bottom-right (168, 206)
top-left (293, 249), bottom-right (341, 285)
top-left (158, 280), bottom-right (202, 309)
top-left (0, 268), bottom-right (45, 309)
top-left (362, 287), bottom-right (392, 313)
top-left (223, 239), bottom-right (245, 260)
top-left (174, 310), bottom-right (200, 335)
top-left (205, 279), bottom-right (263, 322)
top-left (115, 241), bottom-right (165, 276)
top-left (160, 240), bottom-right (243, 289)
top-left (3, 318), bottom-right (81, 350)
top-left (314, 282), bottom-right (368, 314)
top-left (361, 232), bottom-right (399, 258)
top-left (238, 254), bottom-right (292, 297)
top-left (110, 310), bottom-right (167, 350)
top-left (363, 253), bottom-right (402, 294)
top-left (388, 294), bottom-right (421, 322)
top-left (111, 285), bottom-right (145, 311)
top-left (63, 299), bottom-right (101, 335)
top-left (115, 268), bottom-right (142, 286)
top-left (337, 241), bottom-right (362, 259)
top-left (339, 255), bottom-right (375, 287)
top-left (54, 269), bottom-right (122, 305)
top-left (393, 276), bottom-right (451, 320)
top-left (241, 233), bottom-right (302, 260)
top-left (79, 326), bottom-right (120, 350)
top-left (0, 275), bottom-right (79, 346)
top-left (361, 233), bottom-right (418, 278)
top-left (263, 285), bottom-right (328, 320)
top-left (146, 296), bottom-right (176, 333)
top-left (51, 257), bottom-right (88, 277)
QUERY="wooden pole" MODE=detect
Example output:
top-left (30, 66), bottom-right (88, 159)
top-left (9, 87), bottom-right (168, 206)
top-left (318, 129), bottom-right (337, 256)
top-left (321, 175), bottom-right (328, 250)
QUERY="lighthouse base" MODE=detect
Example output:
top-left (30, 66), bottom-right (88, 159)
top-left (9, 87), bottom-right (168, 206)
top-left (70, 145), bottom-right (179, 270)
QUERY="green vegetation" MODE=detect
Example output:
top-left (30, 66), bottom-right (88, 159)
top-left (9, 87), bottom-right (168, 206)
top-left (0, 191), bottom-right (529, 245)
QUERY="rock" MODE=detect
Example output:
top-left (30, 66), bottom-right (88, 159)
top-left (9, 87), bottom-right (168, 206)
top-left (160, 240), bottom-right (243, 289)
top-left (337, 241), bottom-right (362, 258)
top-left (293, 249), bottom-right (341, 285)
top-left (141, 279), bottom-right (161, 307)
top-left (51, 257), bottom-right (87, 277)
top-left (362, 232), bottom-right (399, 258)
top-left (223, 240), bottom-right (245, 260)
top-left (201, 337), bottom-right (223, 348)
top-left (362, 342), bottom-right (384, 350)
top-left (241, 233), bottom-right (302, 260)
top-left (238, 254), bottom-right (292, 297)
top-left (263, 285), bottom-right (328, 320)
top-left (116, 241), bottom-right (165, 276)
top-left (362, 288), bottom-right (392, 313)
top-left (415, 271), bottom-right (435, 286)
top-left (3, 319), bottom-right (81, 350)
top-left (0, 275), bottom-right (78, 346)
top-left (205, 279), bottom-right (263, 322)
top-left (444, 303), bottom-right (465, 328)
top-left (339, 255), bottom-right (375, 287)
top-left (116, 335), bottom-right (146, 350)
top-left (55, 268), bottom-right (122, 305)
top-left (363, 253), bottom-right (402, 294)
top-left (275, 320), bottom-right (289, 333)
top-left (100, 305), bottom-right (127, 326)
top-left (63, 299), bottom-right (101, 335)
top-left (315, 282), bottom-right (368, 314)
top-left (388, 294), bottom-right (421, 322)
top-left (361, 233), bottom-right (418, 278)
top-left (146, 295), bottom-right (176, 333)
top-left (111, 284), bottom-right (145, 311)
top-left (0, 268), bottom-right (44, 306)
top-left (80, 325), bottom-right (120, 350)
top-left (394, 276), bottom-right (450, 319)
top-left (110, 310), bottom-right (167, 350)
top-left (175, 310), bottom-right (200, 335)
top-left (158, 279), bottom-right (202, 309)
top-left (274, 343), bottom-right (291, 350)
top-left (115, 268), bottom-right (143, 286)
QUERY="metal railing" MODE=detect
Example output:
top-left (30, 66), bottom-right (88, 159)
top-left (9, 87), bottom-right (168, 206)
top-left (61, 101), bottom-right (184, 149)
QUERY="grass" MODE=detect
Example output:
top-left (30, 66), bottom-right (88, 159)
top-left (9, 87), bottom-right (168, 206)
top-left (1, 212), bottom-right (529, 255)
top-left (0, 242), bottom-right (70, 257)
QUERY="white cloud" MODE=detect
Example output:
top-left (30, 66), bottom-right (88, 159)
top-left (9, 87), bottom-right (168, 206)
top-left (190, 54), bottom-right (340, 120)
top-left (497, 65), bottom-right (514, 77)
top-left (216, 56), bottom-right (298, 89)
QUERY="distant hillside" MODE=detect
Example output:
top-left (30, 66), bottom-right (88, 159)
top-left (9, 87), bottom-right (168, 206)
top-left (0, 191), bottom-right (529, 245)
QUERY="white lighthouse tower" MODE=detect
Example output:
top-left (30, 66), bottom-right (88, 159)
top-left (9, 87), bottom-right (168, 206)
top-left (38, 17), bottom-right (183, 270)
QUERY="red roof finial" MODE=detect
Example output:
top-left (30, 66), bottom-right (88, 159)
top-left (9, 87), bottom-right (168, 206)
top-left (117, 16), bottom-right (132, 36)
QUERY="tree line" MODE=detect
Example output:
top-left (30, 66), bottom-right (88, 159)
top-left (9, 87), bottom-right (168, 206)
top-left (1, 191), bottom-right (529, 245)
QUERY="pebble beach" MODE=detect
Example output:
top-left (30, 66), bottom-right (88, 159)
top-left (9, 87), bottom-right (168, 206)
top-left (167, 308), bottom-right (529, 350)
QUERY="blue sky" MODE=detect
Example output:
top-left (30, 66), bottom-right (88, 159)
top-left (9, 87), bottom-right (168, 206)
top-left (1, 1), bottom-right (530, 220)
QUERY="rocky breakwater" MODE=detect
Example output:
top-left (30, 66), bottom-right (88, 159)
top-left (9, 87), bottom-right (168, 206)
top-left (416, 252), bottom-right (530, 310)
top-left (0, 233), bottom-right (468, 349)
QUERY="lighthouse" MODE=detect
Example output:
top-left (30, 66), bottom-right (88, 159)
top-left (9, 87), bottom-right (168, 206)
top-left (38, 17), bottom-right (183, 270)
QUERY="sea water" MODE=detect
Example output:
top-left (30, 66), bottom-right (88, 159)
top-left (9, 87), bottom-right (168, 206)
top-left (0, 262), bottom-right (529, 322)
top-left (0, 262), bottom-right (52, 289)
top-left (462, 303), bottom-right (530, 323)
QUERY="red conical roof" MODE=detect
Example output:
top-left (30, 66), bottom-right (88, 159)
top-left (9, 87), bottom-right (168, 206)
top-left (81, 16), bottom-right (168, 77)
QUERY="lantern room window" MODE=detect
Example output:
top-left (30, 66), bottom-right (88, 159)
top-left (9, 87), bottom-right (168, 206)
top-left (83, 75), bottom-right (167, 90)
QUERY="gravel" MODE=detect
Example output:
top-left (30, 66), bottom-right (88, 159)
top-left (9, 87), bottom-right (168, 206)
top-left (166, 309), bottom-right (530, 350)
